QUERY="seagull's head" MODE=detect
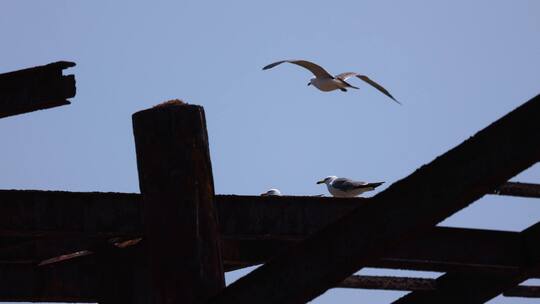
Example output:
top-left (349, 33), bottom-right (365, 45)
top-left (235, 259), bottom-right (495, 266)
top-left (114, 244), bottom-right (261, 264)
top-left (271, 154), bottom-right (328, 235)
top-left (307, 77), bottom-right (315, 86)
top-left (317, 176), bottom-right (338, 185)
top-left (261, 188), bottom-right (282, 196)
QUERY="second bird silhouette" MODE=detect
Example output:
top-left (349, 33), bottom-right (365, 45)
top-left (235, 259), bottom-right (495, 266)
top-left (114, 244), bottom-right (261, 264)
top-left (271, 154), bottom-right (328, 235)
top-left (263, 59), bottom-right (400, 105)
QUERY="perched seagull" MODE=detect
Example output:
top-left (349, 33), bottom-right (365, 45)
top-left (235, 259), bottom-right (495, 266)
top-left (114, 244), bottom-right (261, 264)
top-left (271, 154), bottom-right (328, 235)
top-left (261, 188), bottom-right (282, 196)
top-left (317, 176), bottom-right (384, 197)
top-left (263, 59), bottom-right (400, 104)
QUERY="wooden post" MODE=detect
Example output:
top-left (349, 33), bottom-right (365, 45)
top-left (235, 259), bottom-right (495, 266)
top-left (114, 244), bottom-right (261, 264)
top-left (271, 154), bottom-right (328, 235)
top-left (132, 101), bottom-right (224, 304)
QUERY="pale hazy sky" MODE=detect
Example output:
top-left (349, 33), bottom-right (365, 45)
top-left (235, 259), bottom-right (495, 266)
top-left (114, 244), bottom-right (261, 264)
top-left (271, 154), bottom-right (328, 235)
top-left (1, 1), bottom-right (539, 303)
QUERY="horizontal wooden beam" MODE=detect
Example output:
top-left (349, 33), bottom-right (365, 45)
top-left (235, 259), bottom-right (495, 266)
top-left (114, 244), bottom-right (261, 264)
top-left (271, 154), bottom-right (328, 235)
top-left (0, 190), bottom-right (362, 238)
top-left (503, 285), bottom-right (540, 298)
top-left (393, 221), bottom-right (540, 303)
top-left (209, 94), bottom-right (540, 304)
top-left (1, 255), bottom-right (538, 303)
top-left (0, 244), bottom-right (152, 303)
top-left (0, 61), bottom-right (76, 118)
top-left (494, 181), bottom-right (540, 198)
top-left (338, 275), bottom-right (435, 291)
top-left (0, 190), bottom-right (534, 275)
top-left (0, 256), bottom-right (97, 302)
top-left (337, 275), bottom-right (540, 298)
top-left (222, 226), bottom-right (524, 274)
top-left (0, 181), bottom-right (536, 239)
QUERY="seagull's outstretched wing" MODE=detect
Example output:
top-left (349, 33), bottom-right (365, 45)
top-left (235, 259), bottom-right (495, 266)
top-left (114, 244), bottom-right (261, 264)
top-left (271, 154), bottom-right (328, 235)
top-left (336, 72), bottom-right (401, 104)
top-left (263, 60), bottom-right (333, 79)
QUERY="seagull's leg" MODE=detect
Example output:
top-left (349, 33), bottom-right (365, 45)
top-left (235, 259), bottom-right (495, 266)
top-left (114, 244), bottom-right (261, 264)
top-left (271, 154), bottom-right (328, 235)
top-left (340, 88), bottom-right (347, 92)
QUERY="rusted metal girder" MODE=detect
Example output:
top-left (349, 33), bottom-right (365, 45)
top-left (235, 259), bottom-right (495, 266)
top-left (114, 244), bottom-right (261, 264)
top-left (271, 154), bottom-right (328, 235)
top-left (0, 61), bottom-right (76, 118)
top-left (208, 94), bottom-right (540, 304)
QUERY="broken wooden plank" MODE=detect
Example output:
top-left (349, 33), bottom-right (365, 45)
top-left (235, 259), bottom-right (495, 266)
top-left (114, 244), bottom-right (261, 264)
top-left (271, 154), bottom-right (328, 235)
top-left (0, 61), bottom-right (76, 118)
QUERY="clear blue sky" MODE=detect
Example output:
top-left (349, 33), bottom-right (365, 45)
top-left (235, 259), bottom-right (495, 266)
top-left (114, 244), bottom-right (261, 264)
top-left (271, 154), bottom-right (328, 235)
top-left (1, 1), bottom-right (539, 303)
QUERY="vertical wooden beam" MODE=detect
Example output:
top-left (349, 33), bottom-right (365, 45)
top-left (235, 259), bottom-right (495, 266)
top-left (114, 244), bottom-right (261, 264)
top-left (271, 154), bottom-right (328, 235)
top-left (132, 101), bottom-right (224, 304)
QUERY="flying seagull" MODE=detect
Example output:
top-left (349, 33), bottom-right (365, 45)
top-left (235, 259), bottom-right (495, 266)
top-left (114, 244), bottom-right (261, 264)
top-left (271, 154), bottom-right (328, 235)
top-left (317, 176), bottom-right (384, 197)
top-left (263, 59), bottom-right (400, 104)
top-left (261, 188), bottom-right (282, 196)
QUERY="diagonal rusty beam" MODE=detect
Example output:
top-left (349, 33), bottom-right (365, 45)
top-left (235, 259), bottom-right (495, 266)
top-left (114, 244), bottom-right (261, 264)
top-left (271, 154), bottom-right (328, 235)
top-left (392, 221), bottom-right (540, 303)
top-left (208, 94), bottom-right (540, 304)
top-left (0, 61), bottom-right (76, 118)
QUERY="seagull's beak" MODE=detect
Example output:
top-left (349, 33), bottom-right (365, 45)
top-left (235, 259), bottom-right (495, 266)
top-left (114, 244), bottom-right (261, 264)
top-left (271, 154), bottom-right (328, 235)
top-left (307, 82), bottom-right (311, 86)
top-left (316, 180), bottom-right (324, 184)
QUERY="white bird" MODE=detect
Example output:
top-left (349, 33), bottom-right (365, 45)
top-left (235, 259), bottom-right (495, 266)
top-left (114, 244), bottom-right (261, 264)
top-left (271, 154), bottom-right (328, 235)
top-left (261, 188), bottom-right (282, 196)
top-left (316, 176), bottom-right (384, 197)
top-left (263, 59), bottom-right (400, 104)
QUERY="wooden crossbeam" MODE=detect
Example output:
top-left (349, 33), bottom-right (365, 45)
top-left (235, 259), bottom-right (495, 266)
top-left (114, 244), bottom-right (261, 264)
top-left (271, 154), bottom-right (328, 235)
top-left (222, 226), bottom-right (524, 274)
top-left (338, 275), bottom-right (435, 291)
top-left (1, 257), bottom-right (538, 303)
top-left (0, 191), bottom-right (533, 274)
top-left (0, 226), bottom-right (527, 275)
top-left (0, 184), bottom-right (535, 238)
top-left (337, 275), bottom-right (540, 298)
top-left (0, 246), bottom-right (149, 303)
top-left (0, 61), bottom-right (76, 118)
top-left (0, 257), bottom-right (97, 302)
top-left (503, 285), bottom-right (540, 298)
top-left (392, 221), bottom-right (540, 303)
top-left (494, 181), bottom-right (540, 198)
top-left (208, 94), bottom-right (540, 304)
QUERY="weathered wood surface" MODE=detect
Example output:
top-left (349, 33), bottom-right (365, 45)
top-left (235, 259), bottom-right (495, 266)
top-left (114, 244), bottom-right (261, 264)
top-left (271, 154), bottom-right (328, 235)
top-left (494, 181), bottom-right (540, 198)
top-left (393, 222), bottom-right (540, 303)
top-left (132, 102), bottom-right (224, 304)
top-left (338, 275), bottom-right (540, 298)
top-left (0, 191), bottom-right (533, 274)
top-left (0, 61), bottom-right (76, 118)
